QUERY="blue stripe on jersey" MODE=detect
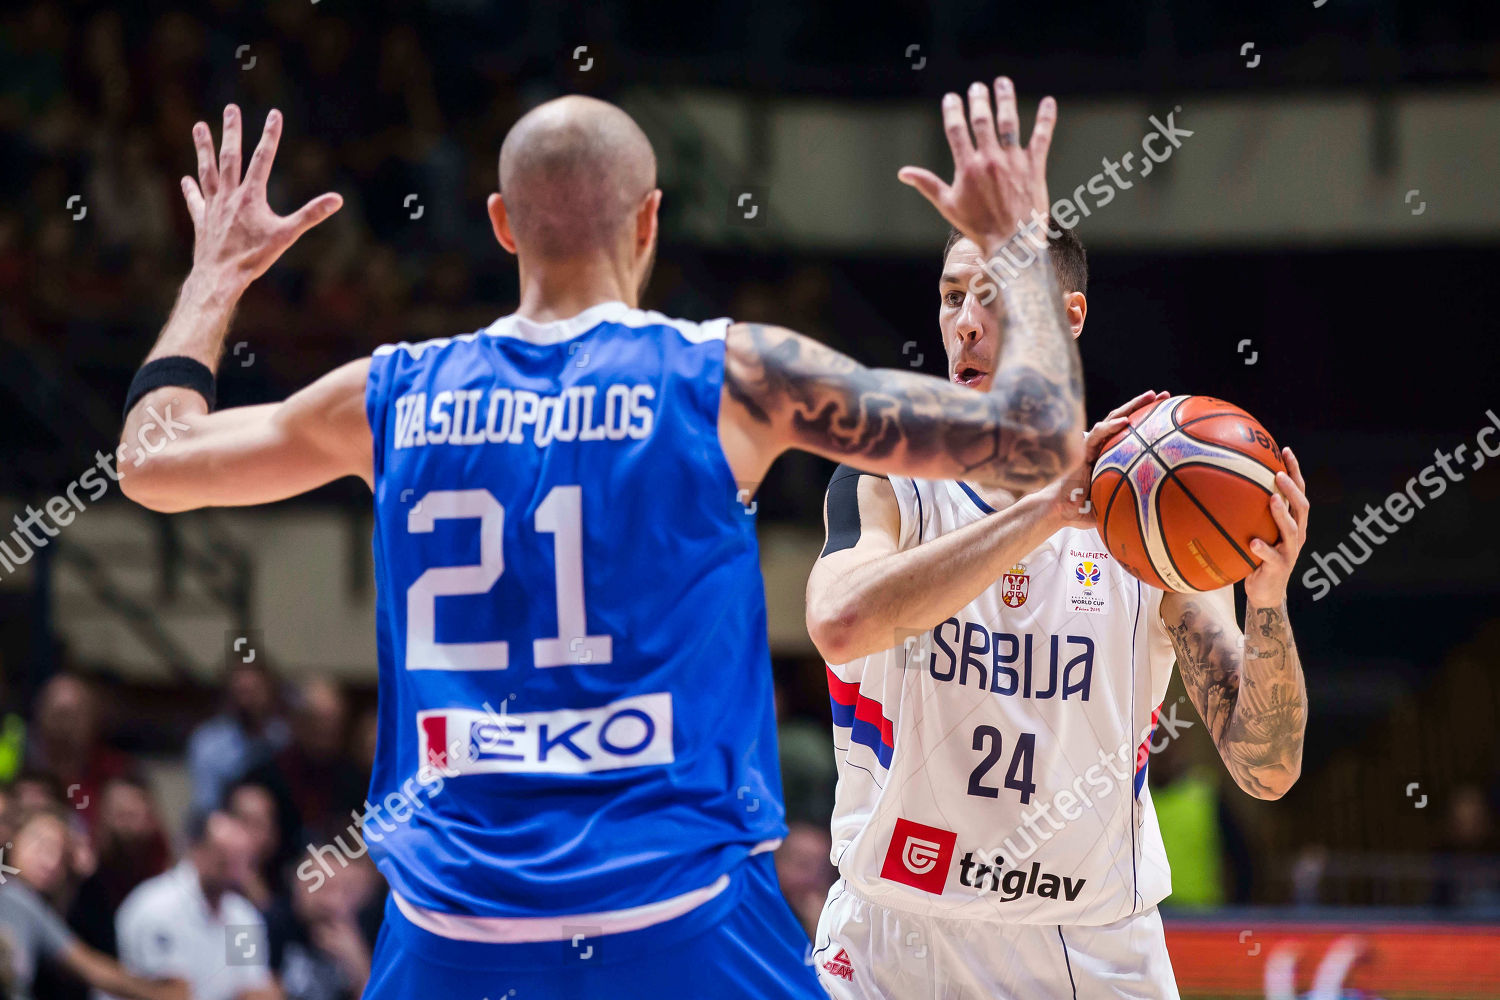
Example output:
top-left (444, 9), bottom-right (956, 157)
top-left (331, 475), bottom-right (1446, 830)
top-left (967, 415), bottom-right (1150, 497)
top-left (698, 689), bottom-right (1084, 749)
top-left (362, 302), bottom-right (785, 919)
top-left (828, 699), bottom-right (894, 770)
top-left (1133, 745), bottom-right (1151, 797)
top-left (957, 481), bottom-right (997, 515)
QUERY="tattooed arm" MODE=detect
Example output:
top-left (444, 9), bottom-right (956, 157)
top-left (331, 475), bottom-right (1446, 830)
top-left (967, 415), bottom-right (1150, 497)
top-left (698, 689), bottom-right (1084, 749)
top-left (720, 80), bottom-right (1083, 492)
top-left (720, 312), bottom-right (1082, 492)
top-left (1160, 588), bottom-right (1307, 799)
top-left (804, 393), bottom-right (1162, 663)
top-left (1159, 447), bottom-right (1313, 799)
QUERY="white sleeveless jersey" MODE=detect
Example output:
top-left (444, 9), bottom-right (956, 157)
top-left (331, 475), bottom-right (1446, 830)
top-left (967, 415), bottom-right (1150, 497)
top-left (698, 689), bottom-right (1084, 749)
top-left (826, 476), bottom-right (1179, 926)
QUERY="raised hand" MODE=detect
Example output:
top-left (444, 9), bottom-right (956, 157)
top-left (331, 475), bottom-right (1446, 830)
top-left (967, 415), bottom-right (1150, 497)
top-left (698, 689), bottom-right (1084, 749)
top-left (898, 78), bottom-right (1055, 255)
top-left (180, 105), bottom-right (342, 292)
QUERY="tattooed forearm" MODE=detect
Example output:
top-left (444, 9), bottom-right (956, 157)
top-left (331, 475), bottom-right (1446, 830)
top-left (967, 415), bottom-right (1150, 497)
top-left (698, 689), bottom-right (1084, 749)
top-left (1163, 597), bottom-right (1307, 799)
top-left (990, 243), bottom-right (1083, 398)
top-left (723, 315), bottom-right (1081, 491)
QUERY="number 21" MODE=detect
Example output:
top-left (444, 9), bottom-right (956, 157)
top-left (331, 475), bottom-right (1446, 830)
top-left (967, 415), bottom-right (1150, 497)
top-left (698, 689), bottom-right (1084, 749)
top-left (404, 486), bottom-right (612, 670)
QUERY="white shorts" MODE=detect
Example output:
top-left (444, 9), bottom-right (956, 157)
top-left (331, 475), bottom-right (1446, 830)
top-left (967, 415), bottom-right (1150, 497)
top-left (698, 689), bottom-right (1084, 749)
top-left (813, 879), bottom-right (1180, 1000)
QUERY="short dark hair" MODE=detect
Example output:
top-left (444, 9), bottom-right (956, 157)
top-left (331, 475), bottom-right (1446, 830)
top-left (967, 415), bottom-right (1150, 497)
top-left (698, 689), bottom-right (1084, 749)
top-left (942, 224), bottom-right (1088, 296)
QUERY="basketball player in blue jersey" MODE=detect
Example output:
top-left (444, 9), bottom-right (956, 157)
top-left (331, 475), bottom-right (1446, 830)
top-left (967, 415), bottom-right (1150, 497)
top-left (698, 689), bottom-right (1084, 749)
top-left (117, 80), bottom-right (1085, 996)
top-left (804, 226), bottom-right (1312, 998)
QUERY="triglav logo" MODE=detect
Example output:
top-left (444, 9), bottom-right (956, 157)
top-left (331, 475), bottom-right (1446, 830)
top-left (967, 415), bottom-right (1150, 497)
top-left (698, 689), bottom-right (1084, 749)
top-left (879, 817), bottom-right (1089, 904)
top-left (879, 818), bottom-right (956, 895)
top-left (903, 838), bottom-right (942, 875)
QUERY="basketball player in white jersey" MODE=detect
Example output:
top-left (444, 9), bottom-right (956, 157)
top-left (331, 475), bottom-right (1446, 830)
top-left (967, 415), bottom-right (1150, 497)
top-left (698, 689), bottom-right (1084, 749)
top-left (118, 81), bottom-right (1093, 993)
top-left (804, 226), bottom-right (1311, 999)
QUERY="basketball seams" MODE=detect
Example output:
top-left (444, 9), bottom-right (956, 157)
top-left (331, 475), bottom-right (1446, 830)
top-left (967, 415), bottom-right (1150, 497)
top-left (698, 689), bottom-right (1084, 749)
top-left (1126, 421), bottom-right (1198, 591)
top-left (1132, 420), bottom-right (1259, 576)
top-left (1094, 394), bottom-right (1282, 591)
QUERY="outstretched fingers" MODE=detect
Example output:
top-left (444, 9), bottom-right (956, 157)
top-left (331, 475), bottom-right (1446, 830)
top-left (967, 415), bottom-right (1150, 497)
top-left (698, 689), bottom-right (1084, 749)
top-left (940, 91), bottom-right (975, 171)
top-left (896, 166), bottom-right (951, 209)
top-left (284, 192), bottom-right (345, 240)
top-left (1028, 95), bottom-right (1057, 172)
top-left (244, 109), bottom-right (284, 192)
top-left (992, 76), bottom-right (1020, 147)
top-left (180, 176), bottom-right (205, 230)
top-left (218, 104), bottom-right (243, 190)
top-left (968, 81), bottom-right (999, 156)
top-left (193, 121), bottom-right (219, 199)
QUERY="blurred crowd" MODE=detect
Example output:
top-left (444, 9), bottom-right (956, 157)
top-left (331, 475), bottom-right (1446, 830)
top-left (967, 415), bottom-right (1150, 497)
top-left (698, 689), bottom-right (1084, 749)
top-left (0, 661), bottom-right (842, 1000)
top-left (1, 0), bottom-right (534, 405)
top-left (0, 665), bottom-right (384, 1000)
top-left (0, 0), bottom-right (848, 520)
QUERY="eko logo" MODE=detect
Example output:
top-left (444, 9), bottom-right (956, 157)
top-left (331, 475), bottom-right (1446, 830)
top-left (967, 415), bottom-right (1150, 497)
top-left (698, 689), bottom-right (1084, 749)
top-left (417, 693), bottom-right (674, 776)
top-left (879, 818), bottom-right (957, 895)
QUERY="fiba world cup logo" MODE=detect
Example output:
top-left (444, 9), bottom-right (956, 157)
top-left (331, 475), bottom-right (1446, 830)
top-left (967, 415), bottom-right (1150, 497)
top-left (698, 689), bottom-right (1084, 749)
top-left (1075, 561), bottom-right (1101, 588)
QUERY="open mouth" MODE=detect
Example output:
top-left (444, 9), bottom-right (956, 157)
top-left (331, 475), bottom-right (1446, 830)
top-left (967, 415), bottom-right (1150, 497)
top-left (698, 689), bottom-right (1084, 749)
top-left (953, 366), bottom-right (989, 387)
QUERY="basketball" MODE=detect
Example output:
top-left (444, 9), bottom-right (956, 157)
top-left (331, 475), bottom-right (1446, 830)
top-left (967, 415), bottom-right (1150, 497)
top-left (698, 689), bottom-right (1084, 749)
top-left (1089, 395), bottom-right (1285, 592)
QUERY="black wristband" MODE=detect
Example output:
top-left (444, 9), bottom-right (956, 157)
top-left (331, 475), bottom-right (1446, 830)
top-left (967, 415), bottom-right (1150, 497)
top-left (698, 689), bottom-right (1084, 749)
top-left (124, 356), bottom-right (217, 419)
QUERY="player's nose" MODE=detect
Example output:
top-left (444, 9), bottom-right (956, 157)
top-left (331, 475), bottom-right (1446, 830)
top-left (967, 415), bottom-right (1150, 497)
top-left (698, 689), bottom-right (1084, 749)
top-left (956, 297), bottom-right (988, 343)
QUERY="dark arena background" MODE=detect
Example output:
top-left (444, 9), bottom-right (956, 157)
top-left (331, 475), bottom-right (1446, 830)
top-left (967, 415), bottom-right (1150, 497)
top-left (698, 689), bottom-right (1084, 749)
top-left (2, 2), bottom-right (1499, 998)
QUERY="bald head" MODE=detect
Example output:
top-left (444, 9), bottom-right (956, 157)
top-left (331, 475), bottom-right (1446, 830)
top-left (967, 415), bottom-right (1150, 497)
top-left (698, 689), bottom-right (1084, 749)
top-left (499, 96), bottom-right (657, 259)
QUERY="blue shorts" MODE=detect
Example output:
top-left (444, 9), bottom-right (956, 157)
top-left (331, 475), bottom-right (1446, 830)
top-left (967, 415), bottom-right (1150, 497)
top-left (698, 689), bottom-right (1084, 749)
top-left (363, 854), bottom-right (824, 999)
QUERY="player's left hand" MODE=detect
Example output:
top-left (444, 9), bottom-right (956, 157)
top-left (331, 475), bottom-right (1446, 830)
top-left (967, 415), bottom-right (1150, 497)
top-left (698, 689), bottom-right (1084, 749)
top-left (1243, 447), bottom-right (1309, 607)
top-left (180, 105), bottom-right (343, 293)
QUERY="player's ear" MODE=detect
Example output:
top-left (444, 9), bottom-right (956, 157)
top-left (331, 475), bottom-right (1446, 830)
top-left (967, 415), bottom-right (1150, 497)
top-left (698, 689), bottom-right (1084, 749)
top-left (1065, 291), bottom-right (1087, 339)
top-left (489, 193), bottom-right (518, 256)
top-left (636, 189), bottom-right (661, 253)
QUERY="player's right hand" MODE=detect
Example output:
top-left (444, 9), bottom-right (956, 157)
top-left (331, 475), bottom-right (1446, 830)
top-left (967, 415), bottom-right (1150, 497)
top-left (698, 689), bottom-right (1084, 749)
top-left (180, 105), bottom-right (343, 293)
top-left (1043, 390), bottom-right (1170, 527)
top-left (898, 78), bottom-right (1056, 256)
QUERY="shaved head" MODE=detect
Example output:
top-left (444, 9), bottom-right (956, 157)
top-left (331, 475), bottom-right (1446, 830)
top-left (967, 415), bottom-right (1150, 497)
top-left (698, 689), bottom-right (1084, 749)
top-left (499, 95), bottom-right (657, 259)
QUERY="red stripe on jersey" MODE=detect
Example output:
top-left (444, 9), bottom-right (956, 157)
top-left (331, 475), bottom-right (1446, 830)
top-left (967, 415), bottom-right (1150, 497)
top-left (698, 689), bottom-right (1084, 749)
top-left (826, 666), bottom-right (896, 752)
top-left (1135, 704), bottom-right (1162, 773)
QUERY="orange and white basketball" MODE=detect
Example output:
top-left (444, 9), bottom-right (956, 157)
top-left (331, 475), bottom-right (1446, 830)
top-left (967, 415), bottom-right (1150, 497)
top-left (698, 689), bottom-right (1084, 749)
top-left (1089, 395), bottom-right (1285, 592)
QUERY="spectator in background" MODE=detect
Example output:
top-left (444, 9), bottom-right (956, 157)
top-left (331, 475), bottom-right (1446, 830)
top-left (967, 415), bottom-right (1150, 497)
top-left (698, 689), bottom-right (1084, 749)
top-left (0, 805), bottom-right (185, 1000)
top-left (1151, 734), bottom-right (1254, 908)
top-left (84, 127), bottom-right (172, 259)
top-left (351, 707), bottom-right (379, 789)
top-left (24, 674), bottom-right (133, 832)
top-left (225, 780), bottom-right (287, 915)
top-left (774, 822), bottom-right (837, 937)
top-left (242, 678), bottom-right (364, 848)
top-left (774, 680), bottom-right (837, 829)
top-left (112, 809), bottom-right (279, 1000)
top-left (5, 772), bottom-right (58, 816)
top-left (1433, 783), bottom-right (1499, 910)
top-left (268, 855), bottom-right (378, 1000)
top-left (0, 657), bottom-right (25, 786)
top-left (67, 776), bottom-right (169, 964)
top-left (187, 661), bottom-right (289, 820)
top-left (771, 677), bottom-right (839, 935)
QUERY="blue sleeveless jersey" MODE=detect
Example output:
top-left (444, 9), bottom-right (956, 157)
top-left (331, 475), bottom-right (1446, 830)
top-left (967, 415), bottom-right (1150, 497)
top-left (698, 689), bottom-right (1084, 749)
top-left (362, 301), bottom-right (785, 919)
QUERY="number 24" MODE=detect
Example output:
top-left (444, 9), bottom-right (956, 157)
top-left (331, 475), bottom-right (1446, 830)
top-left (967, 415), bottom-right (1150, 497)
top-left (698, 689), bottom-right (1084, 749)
top-left (968, 725), bottom-right (1037, 804)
